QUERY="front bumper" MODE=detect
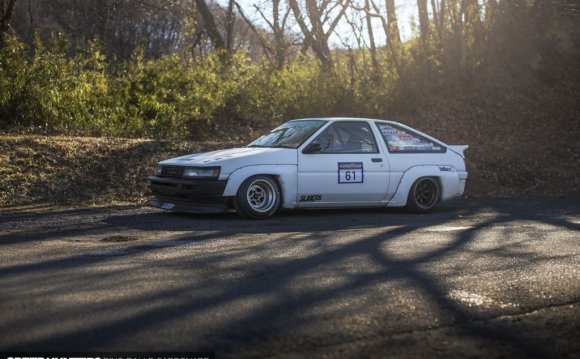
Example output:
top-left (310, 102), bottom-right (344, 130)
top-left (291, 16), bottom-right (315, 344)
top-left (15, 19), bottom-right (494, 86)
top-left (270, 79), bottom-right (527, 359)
top-left (148, 176), bottom-right (229, 213)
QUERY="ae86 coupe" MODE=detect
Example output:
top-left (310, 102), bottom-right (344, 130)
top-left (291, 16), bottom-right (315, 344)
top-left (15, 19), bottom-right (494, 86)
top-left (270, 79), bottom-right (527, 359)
top-left (148, 118), bottom-right (468, 219)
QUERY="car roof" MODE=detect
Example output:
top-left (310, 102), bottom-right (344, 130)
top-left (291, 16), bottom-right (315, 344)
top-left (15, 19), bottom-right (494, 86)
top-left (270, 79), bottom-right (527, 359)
top-left (290, 117), bottom-right (407, 128)
top-left (291, 117), bottom-right (399, 124)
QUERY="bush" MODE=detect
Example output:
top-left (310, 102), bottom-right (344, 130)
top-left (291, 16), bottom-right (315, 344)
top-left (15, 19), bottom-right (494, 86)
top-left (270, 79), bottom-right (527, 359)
top-left (1, 34), bottom-right (404, 139)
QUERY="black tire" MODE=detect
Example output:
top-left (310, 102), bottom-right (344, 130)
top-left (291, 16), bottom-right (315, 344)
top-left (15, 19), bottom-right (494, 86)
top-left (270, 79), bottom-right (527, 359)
top-left (406, 177), bottom-right (440, 213)
top-left (234, 175), bottom-right (281, 219)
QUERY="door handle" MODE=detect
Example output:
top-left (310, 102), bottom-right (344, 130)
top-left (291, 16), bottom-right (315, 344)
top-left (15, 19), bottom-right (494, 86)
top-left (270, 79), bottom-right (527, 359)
top-left (371, 158), bottom-right (383, 162)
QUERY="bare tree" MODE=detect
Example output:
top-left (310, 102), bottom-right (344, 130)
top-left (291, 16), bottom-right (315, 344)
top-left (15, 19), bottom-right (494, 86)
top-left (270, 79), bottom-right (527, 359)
top-left (195, 0), bottom-right (226, 50)
top-left (417, 0), bottom-right (429, 46)
top-left (234, 2), bottom-right (272, 59)
top-left (364, 0), bottom-right (378, 69)
top-left (0, 0), bottom-right (17, 49)
top-left (447, 0), bottom-right (466, 76)
top-left (384, 0), bottom-right (401, 51)
top-left (224, 0), bottom-right (235, 52)
top-left (235, 0), bottom-right (293, 68)
top-left (463, 0), bottom-right (479, 30)
top-left (485, 0), bottom-right (497, 25)
top-left (289, 0), bottom-right (352, 69)
top-left (271, 0), bottom-right (292, 67)
top-left (430, 0), bottom-right (447, 47)
top-left (362, 0), bottom-right (404, 77)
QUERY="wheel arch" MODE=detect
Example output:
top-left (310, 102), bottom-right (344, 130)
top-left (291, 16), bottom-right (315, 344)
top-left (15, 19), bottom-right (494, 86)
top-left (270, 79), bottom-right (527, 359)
top-left (387, 165), bottom-right (460, 207)
top-left (223, 165), bottom-right (298, 209)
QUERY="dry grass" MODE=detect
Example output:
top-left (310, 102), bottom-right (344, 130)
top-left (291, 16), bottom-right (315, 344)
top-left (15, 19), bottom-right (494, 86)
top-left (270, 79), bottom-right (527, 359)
top-left (0, 135), bottom-right (240, 207)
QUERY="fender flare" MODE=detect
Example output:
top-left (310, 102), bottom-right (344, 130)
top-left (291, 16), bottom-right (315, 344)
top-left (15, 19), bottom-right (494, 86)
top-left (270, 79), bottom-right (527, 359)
top-left (223, 165), bottom-right (298, 209)
top-left (387, 165), bottom-right (460, 207)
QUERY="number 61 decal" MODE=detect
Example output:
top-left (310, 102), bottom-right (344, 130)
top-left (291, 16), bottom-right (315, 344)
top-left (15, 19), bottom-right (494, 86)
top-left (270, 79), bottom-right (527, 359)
top-left (338, 162), bottom-right (364, 184)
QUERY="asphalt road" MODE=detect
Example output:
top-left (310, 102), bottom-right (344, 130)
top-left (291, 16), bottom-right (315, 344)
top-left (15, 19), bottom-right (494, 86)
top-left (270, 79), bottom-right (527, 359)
top-left (0, 198), bottom-right (579, 358)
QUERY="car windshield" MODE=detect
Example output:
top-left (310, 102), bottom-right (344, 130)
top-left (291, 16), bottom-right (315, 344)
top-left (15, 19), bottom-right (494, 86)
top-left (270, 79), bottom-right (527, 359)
top-left (248, 120), bottom-right (327, 149)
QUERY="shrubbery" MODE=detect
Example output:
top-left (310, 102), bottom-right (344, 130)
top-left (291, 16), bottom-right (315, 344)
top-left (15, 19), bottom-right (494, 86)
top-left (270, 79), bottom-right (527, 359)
top-left (1, 0), bottom-right (578, 141)
top-left (0, 33), bottom-right (409, 139)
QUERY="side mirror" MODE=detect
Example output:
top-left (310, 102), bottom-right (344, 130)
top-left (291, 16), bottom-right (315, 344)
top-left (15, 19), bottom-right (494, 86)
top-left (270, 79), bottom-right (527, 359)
top-left (302, 142), bottom-right (322, 154)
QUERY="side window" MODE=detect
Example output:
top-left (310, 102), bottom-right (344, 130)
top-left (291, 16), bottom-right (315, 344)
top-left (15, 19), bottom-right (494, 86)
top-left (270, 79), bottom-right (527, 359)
top-left (376, 123), bottom-right (446, 153)
top-left (310, 122), bottom-right (378, 153)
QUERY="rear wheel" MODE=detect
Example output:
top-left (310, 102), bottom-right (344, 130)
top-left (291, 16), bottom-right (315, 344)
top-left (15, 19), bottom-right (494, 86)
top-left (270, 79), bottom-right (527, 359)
top-left (406, 177), bottom-right (440, 213)
top-left (234, 175), bottom-right (281, 219)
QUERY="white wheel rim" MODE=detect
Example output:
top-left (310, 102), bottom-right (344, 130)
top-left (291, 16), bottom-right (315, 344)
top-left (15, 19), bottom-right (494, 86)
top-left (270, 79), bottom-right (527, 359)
top-left (246, 179), bottom-right (277, 213)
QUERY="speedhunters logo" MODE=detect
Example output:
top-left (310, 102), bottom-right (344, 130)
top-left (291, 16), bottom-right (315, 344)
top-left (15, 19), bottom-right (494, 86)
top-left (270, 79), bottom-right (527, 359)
top-left (2, 354), bottom-right (214, 359)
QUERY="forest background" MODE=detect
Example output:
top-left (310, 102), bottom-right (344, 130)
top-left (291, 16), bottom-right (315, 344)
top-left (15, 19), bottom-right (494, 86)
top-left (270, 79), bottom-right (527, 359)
top-left (0, 0), bottom-right (579, 205)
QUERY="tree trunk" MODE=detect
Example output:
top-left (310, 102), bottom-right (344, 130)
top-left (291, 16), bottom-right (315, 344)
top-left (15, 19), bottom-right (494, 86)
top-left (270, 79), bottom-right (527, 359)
top-left (305, 0), bottom-right (332, 67)
top-left (289, 0), bottom-right (331, 68)
top-left (370, 0), bottom-right (404, 79)
top-left (485, 0), bottom-right (497, 25)
top-left (463, 0), bottom-right (479, 29)
top-left (234, 1), bottom-right (274, 62)
top-left (195, 0), bottom-right (225, 51)
top-left (440, 0), bottom-right (447, 39)
top-left (385, 0), bottom-right (402, 50)
top-left (417, 0), bottom-right (429, 46)
top-left (190, 0), bottom-right (199, 58)
top-left (451, 0), bottom-right (467, 77)
top-left (225, 0), bottom-right (235, 53)
top-left (0, 0), bottom-right (17, 49)
top-left (272, 0), bottom-right (288, 68)
top-left (365, 0), bottom-right (379, 70)
top-left (431, 0), bottom-right (439, 33)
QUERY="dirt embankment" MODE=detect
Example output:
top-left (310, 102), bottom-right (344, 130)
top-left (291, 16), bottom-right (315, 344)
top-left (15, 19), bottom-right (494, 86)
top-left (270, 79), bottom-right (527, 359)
top-left (397, 70), bottom-right (580, 199)
top-left (0, 136), bottom-right (240, 207)
top-left (1, 123), bottom-right (578, 208)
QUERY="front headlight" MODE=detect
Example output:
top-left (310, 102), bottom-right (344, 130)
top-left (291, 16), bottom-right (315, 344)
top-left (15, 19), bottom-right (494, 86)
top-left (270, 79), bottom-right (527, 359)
top-left (183, 167), bottom-right (221, 179)
top-left (155, 165), bottom-right (162, 176)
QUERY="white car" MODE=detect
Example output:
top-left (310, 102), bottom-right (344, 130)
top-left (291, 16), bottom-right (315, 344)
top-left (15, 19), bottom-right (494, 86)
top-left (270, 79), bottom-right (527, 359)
top-left (149, 118), bottom-right (468, 218)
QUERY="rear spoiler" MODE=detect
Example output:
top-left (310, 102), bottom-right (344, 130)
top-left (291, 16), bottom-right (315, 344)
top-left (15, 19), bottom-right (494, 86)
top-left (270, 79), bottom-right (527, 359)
top-left (448, 145), bottom-right (469, 158)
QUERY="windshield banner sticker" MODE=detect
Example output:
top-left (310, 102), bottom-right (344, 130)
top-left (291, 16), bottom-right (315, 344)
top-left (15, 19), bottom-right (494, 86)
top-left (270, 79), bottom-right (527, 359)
top-left (338, 162), bottom-right (364, 184)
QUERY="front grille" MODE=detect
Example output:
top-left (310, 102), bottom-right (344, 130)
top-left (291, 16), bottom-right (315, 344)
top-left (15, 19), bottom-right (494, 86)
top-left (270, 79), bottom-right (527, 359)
top-left (159, 166), bottom-right (184, 178)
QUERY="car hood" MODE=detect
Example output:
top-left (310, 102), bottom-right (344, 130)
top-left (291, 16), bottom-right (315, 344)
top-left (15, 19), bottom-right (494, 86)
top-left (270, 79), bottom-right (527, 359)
top-left (159, 147), bottom-right (298, 178)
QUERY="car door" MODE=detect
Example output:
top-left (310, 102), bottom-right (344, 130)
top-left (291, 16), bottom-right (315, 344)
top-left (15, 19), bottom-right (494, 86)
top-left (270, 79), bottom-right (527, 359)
top-left (296, 121), bottom-right (389, 207)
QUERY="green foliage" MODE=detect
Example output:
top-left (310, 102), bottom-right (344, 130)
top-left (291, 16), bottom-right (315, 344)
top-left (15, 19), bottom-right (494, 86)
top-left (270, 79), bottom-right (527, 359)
top-left (0, 33), bottom-right (404, 139)
top-left (0, 35), bottom-right (29, 129)
top-left (0, 35), bottom-right (255, 138)
top-left (2, 0), bottom-right (577, 141)
top-left (0, 34), bottom-right (114, 135)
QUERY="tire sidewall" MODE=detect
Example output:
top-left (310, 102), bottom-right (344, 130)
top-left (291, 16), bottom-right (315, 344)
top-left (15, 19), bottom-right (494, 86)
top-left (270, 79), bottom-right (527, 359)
top-left (234, 175), bottom-right (281, 219)
top-left (406, 177), bottom-right (440, 213)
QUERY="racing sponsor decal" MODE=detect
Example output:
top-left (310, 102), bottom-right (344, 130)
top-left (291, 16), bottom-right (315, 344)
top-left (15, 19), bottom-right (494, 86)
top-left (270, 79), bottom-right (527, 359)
top-left (404, 145), bottom-right (433, 151)
top-left (299, 194), bottom-right (323, 202)
top-left (1, 353), bottom-right (215, 359)
top-left (399, 133), bottom-right (413, 141)
top-left (380, 126), bottom-right (398, 137)
top-left (338, 162), bottom-right (364, 183)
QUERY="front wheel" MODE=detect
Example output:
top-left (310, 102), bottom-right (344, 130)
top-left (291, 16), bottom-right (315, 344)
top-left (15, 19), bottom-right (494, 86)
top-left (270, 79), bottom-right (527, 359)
top-left (406, 177), bottom-right (440, 213)
top-left (234, 175), bottom-right (281, 219)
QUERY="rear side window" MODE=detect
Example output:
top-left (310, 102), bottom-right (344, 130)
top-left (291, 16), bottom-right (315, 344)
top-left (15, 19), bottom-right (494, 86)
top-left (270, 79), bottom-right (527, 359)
top-left (376, 123), bottom-right (446, 153)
